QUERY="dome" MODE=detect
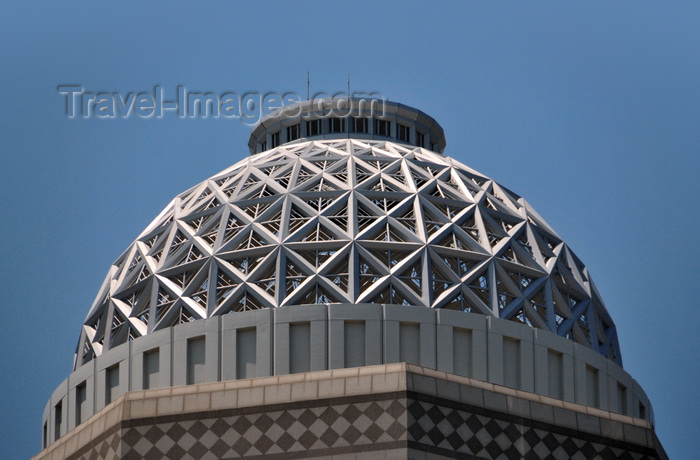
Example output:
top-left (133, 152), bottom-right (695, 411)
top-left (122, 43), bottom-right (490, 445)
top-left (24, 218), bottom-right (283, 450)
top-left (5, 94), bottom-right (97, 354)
top-left (75, 130), bottom-right (622, 370)
top-left (43, 99), bottom-right (665, 457)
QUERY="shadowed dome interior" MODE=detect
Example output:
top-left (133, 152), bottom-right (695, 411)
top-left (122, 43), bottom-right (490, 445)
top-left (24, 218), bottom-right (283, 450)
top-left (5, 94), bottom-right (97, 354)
top-left (74, 138), bottom-right (622, 370)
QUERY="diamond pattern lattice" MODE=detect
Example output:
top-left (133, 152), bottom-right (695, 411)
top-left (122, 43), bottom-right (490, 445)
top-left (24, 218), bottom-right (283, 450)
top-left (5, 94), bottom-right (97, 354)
top-left (120, 399), bottom-right (407, 459)
top-left (407, 399), bottom-right (656, 460)
top-left (75, 140), bottom-right (621, 368)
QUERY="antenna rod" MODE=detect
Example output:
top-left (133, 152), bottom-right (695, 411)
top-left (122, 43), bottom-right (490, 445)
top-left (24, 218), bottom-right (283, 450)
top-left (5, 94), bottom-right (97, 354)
top-left (307, 71), bottom-right (310, 101)
top-left (347, 74), bottom-right (351, 139)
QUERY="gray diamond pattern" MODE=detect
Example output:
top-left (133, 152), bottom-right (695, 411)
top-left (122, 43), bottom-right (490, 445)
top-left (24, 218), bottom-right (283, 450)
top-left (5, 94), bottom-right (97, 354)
top-left (63, 393), bottom-right (660, 460)
top-left (406, 399), bottom-right (657, 460)
top-left (121, 399), bottom-right (405, 458)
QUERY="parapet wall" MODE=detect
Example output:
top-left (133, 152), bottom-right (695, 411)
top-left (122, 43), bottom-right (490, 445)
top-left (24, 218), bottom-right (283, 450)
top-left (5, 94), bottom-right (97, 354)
top-left (42, 304), bottom-right (653, 449)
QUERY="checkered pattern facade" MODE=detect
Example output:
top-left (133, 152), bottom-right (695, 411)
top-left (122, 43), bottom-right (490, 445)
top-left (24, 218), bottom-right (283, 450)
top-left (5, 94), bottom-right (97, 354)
top-left (68, 429), bottom-right (121, 460)
top-left (63, 391), bottom-right (660, 460)
top-left (406, 396), bottom-right (658, 460)
top-left (120, 397), bottom-right (406, 459)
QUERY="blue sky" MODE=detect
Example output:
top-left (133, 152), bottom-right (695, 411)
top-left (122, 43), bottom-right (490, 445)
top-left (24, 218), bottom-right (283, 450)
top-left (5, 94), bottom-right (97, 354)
top-left (1, 1), bottom-right (698, 458)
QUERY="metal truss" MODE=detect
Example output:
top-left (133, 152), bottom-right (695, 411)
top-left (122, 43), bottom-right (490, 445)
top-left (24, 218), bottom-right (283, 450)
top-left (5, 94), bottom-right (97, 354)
top-left (75, 139), bottom-right (622, 369)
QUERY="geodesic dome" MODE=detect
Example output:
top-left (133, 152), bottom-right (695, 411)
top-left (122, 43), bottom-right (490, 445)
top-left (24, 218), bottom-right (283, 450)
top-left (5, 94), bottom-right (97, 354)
top-left (75, 138), bottom-right (622, 370)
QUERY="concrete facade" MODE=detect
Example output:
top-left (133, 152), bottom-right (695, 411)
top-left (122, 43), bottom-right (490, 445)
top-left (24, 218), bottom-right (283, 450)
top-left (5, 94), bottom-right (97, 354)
top-left (33, 364), bottom-right (667, 460)
top-left (42, 305), bottom-right (653, 450)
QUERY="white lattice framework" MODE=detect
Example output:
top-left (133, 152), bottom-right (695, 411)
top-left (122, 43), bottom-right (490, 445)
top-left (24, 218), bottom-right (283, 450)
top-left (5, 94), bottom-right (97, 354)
top-left (75, 139), bottom-right (622, 369)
